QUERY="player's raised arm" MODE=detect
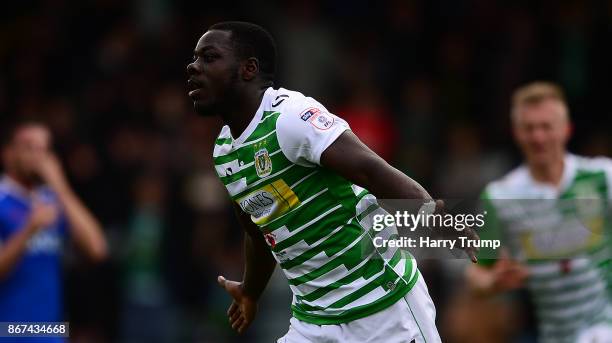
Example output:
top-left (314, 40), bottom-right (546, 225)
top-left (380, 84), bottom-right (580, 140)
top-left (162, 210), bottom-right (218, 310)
top-left (320, 130), bottom-right (432, 201)
top-left (217, 203), bottom-right (277, 334)
top-left (35, 152), bottom-right (108, 262)
top-left (320, 130), bottom-right (479, 262)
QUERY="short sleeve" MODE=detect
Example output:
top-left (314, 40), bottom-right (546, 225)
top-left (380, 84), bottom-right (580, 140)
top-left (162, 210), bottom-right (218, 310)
top-left (276, 98), bottom-right (350, 167)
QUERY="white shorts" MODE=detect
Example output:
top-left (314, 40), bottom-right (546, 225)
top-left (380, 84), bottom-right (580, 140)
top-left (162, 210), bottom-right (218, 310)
top-left (277, 275), bottom-right (441, 343)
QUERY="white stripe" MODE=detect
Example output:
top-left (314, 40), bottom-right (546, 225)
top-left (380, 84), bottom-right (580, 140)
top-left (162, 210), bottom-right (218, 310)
top-left (351, 184), bottom-right (366, 196)
top-left (298, 259), bottom-right (385, 307)
top-left (333, 285), bottom-right (388, 310)
top-left (537, 281), bottom-right (605, 305)
top-left (389, 254), bottom-right (408, 283)
top-left (290, 171), bottom-right (318, 188)
top-left (214, 159), bottom-right (241, 178)
top-left (217, 125), bottom-right (232, 139)
top-left (540, 305), bottom-right (612, 334)
top-left (300, 283), bottom-right (388, 316)
top-left (528, 268), bottom-right (600, 290)
top-left (359, 206), bottom-right (389, 231)
top-left (274, 204), bottom-right (342, 244)
top-left (539, 294), bottom-right (605, 319)
top-left (213, 143), bottom-right (233, 158)
top-left (226, 178), bottom-right (247, 197)
top-left (238, 129), bottom-right (276, 148)
top-left (356, 194), bottom-right (377, 215)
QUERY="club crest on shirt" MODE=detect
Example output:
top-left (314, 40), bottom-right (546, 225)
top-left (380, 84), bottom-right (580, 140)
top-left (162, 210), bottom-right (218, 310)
top-left (299, 107), bottom-right (334, 130)
top-left (254, 148), bottom-right (272, 177)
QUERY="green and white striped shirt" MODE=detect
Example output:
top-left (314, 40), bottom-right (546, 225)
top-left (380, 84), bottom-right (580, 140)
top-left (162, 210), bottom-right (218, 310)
top-left (213, 87), bottom-right (419, 324)
top-left (480, 154), bottom-right (612, 343)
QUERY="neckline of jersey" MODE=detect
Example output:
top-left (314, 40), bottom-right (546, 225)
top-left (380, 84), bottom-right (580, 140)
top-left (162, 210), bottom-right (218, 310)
top-left (0, 174), bottom-right (45, 204)
top-left (524, 153), bottom-right (576, 196)
top-left (231, 86), bottom-right (274, 146)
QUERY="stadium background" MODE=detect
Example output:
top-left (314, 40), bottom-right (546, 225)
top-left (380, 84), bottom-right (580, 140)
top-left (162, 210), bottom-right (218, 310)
top-left (1, 0), bottom-right (611, 342)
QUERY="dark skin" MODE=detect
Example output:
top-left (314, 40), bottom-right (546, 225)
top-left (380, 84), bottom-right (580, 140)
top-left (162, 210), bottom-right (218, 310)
top-left (187, 30), bottom-right (270, 134)
top-left (187, 29), bottom-right (478, 335)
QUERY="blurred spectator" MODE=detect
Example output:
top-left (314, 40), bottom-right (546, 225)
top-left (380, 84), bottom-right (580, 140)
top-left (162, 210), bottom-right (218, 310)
top-left (0, 122), bottom-right (107, 342)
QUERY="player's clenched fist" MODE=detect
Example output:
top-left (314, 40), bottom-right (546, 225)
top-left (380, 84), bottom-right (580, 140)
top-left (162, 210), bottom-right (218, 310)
top-left (27, 203), bottom-right (58, 232)
top-left (217, 275), bottom-right (257, 334)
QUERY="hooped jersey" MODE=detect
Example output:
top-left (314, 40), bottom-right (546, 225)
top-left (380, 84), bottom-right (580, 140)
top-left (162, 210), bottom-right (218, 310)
top-left (213, 87), bottom-right (419, 324)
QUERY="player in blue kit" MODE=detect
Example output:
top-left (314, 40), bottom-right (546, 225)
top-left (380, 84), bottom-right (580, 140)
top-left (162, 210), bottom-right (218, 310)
top-left (0, 122), bottom-right (107, 342)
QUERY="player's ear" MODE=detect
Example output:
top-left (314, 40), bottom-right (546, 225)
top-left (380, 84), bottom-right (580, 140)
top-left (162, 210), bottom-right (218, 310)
top-left (242, 57), bottom-right (259, 81)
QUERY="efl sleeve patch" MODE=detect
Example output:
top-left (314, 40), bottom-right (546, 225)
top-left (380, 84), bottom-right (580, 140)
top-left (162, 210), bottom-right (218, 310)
top-left (299, 107), bottom-right (335, 130)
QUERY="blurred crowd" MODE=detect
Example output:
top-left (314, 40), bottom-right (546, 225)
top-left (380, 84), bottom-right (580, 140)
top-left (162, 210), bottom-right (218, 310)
top-left (1, 0), bottom-right (612, 342)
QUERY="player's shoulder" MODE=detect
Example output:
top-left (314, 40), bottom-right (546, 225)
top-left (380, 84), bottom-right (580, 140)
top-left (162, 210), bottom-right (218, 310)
top-left (270, 87), bottom-right (332, 131)
top-left (483, 165), bottom-right (531, 199)
top-left (570, 153), bottom-right (612, 174)
top-left (265, 87), bottom-right (327, 118)
top-left (0, 177), bottom-right (19, 205)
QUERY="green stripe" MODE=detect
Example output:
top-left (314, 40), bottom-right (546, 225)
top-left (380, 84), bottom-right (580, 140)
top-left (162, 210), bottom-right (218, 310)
top-left (274, 210), bottom-right (350, 252)
top-left (265, 184), bottom-right (331, 232)
top-left (243, 111), bottom-right (279, 142)
top-left (215, 137), bottom-right (233, 145)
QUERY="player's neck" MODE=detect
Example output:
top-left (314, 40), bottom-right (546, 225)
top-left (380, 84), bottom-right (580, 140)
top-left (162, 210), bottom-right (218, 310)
top-left (221, 86), bottom-right (268, 137)
top-left (5, 172), bottom-right (36, 192)
top-left (528, 157), bottom-right (565, 187)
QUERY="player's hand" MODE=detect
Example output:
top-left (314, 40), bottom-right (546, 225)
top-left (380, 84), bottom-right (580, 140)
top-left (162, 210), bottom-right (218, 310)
top-left (217, 275), bottom-right (257, 334)
top-left (490, 249), bottom-right (529, 292)
top-left (35, 153), bottom-right (68, 190)
top-left (27, 202), bottom-right (58, 232)
top-left (433, 200), bottom-right (480, 263)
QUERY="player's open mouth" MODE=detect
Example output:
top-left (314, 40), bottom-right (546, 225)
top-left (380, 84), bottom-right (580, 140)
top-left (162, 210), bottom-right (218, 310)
top-left (187, 79), bottom-right (204, 98)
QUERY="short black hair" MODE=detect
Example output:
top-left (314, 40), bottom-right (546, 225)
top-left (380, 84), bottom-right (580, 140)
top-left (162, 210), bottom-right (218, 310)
top-left (209, 21), bottom-right (277, 84)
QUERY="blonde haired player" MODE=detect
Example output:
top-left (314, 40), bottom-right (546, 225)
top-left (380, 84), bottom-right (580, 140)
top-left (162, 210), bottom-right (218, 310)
top-left (467, 82), bottom-right (612, 343)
